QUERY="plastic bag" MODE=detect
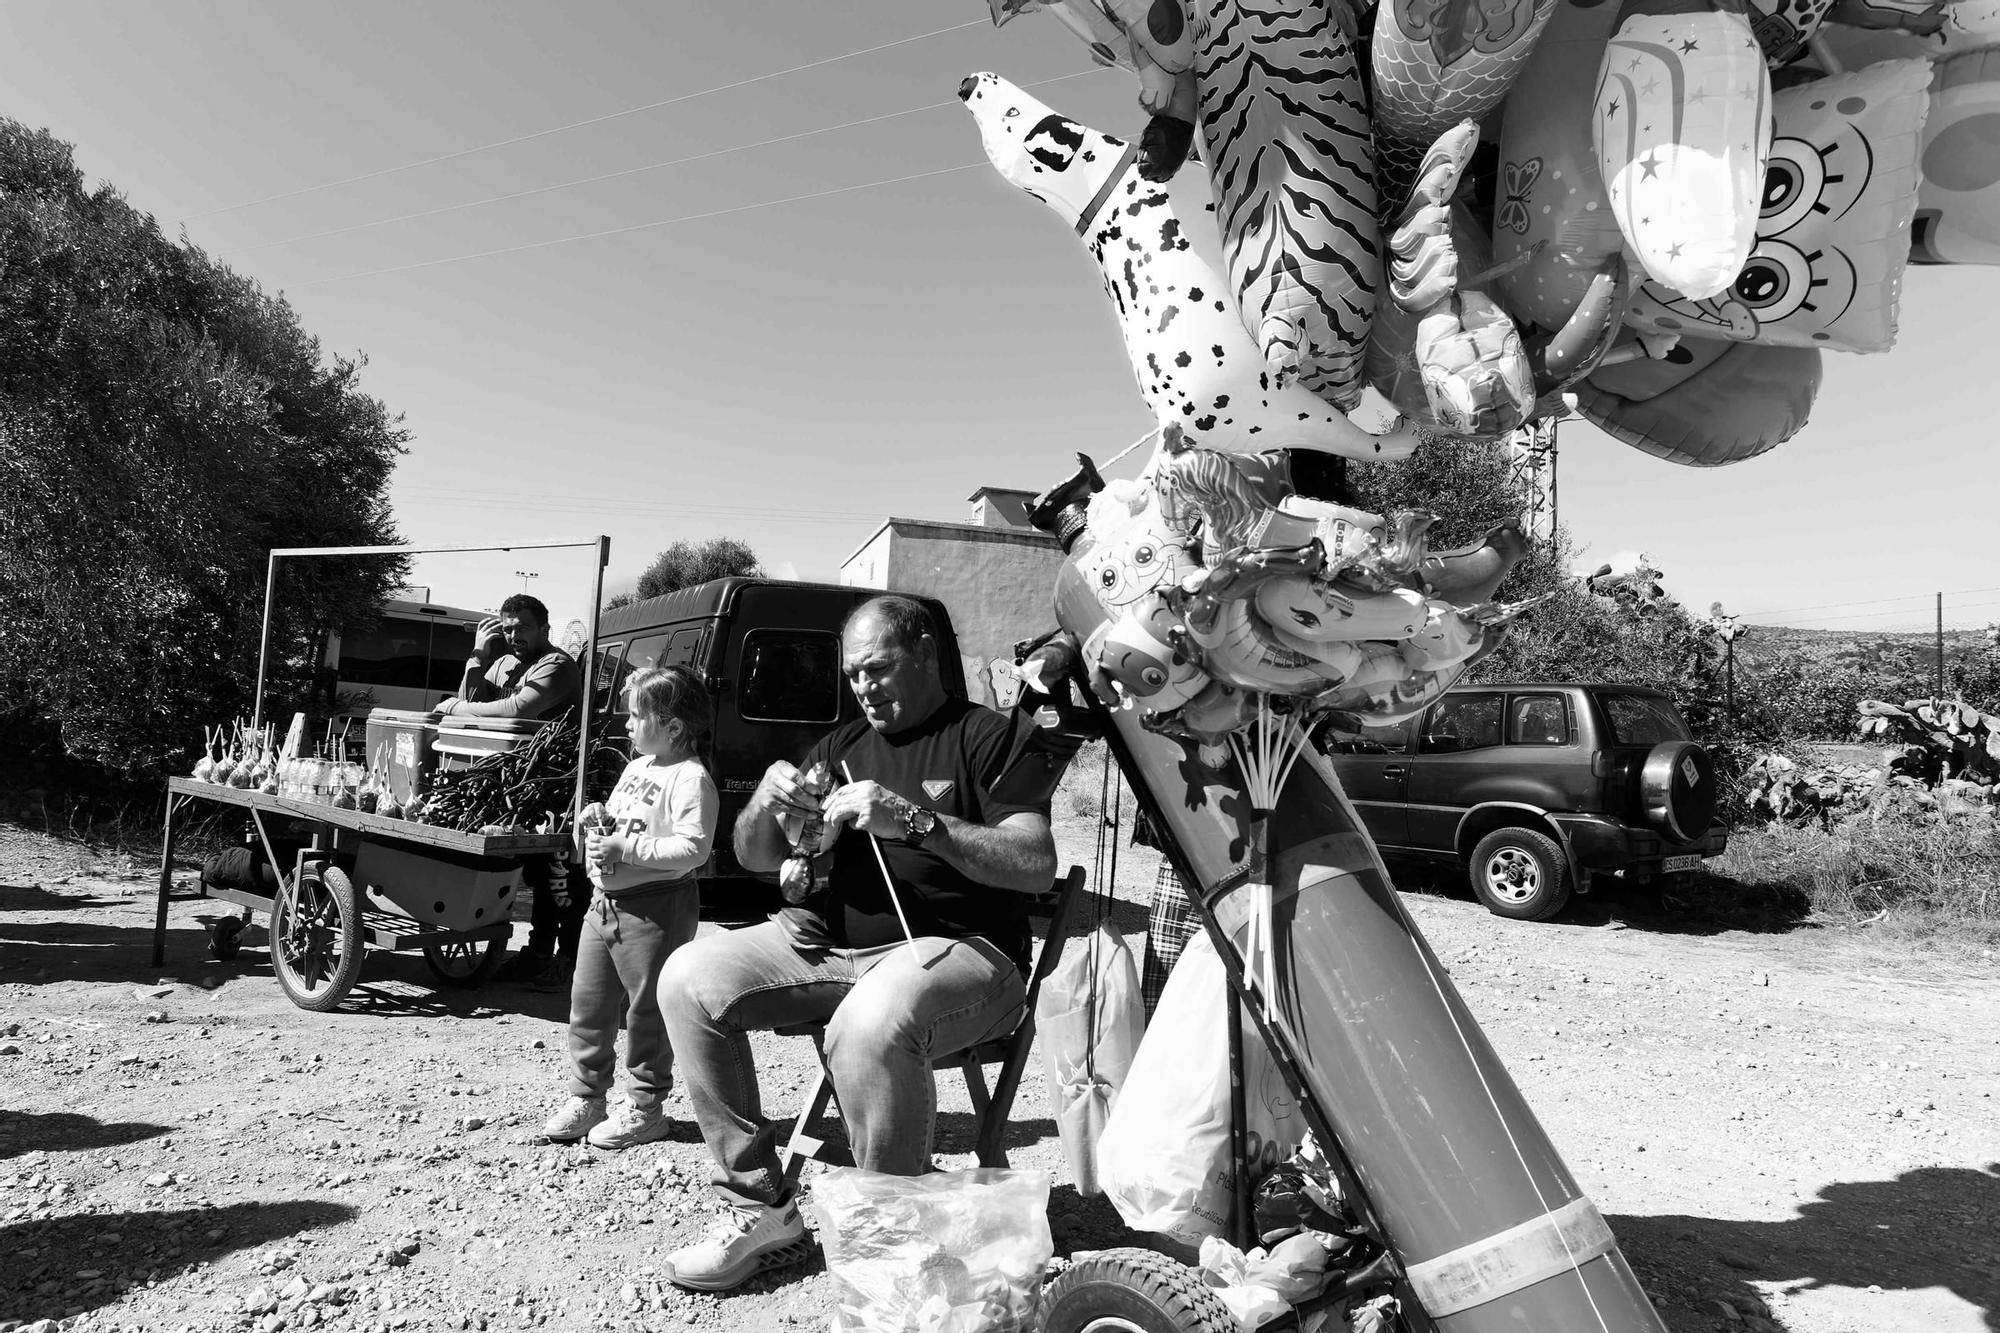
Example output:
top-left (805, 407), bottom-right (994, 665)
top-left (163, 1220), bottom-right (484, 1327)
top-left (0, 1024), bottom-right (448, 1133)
top-left (1198, 1233), bottom-right (1335, 1331)
top-left (812, 1167), bottom-right (1054, 1333)
top-left (1098, 931), bottom-right (1308, 1247)
top-left (1034, 918), bottom-right (1146, 1195)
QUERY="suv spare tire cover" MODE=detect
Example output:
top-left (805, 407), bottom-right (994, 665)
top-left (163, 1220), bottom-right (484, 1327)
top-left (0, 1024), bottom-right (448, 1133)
top-left (1641, 741), bottom-right (1717, 843)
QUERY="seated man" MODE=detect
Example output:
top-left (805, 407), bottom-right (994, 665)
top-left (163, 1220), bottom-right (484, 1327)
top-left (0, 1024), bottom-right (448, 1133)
top-left (436, 593), bottom-right (584, 984)
top-left (658, 595), bottom-right (1057, 1292)
top-left (436, 593), bottom-right (580, 720)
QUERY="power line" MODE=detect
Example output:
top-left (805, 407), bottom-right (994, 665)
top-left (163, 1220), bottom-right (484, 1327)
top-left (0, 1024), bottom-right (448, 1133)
top-left (191, 18), bottom-right (988, 220)
top-left (1737, 584), bottom-right (2000, 620)
top-left (251, 69), bottom-right (1104, 254)
top-left (298, 161), bottom-right (985, 287)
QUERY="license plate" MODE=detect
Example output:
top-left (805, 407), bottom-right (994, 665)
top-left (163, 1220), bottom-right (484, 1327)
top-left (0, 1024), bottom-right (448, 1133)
top-left (1661, 854), bottom-right (1702, 873)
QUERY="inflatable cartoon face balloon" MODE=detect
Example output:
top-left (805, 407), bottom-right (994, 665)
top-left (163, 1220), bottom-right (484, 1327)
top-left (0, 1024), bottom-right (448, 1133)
top-left (1913, 46), bottom-right (2000, 265)
top-left (1623, 58), bottom-right (1931, 351)
top-left (1594, 0), bottom-right (1772, 302)
top-left (958, 72), bottom-right (1418, 460)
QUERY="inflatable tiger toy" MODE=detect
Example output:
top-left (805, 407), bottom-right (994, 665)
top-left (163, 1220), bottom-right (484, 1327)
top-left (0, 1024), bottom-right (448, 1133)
top-left (1187, 0), bottom-right (1382, 410)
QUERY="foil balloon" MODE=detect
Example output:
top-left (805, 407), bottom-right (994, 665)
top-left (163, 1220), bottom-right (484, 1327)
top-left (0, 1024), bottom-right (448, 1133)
top-left (1384, 121), bottom-right (1538, 436)
top-left (1371, 0), bottom-right (1562, 213)
top-left (1595, 0), bottom-right (1773, 301)
top-left (988, 0), bottom-right (1201, 178)
top-left (1187, 0), bottom-right (1382, 407)
top-left (1492, 0), bottom-right (1632, 332)
top-left (1417, 521), bottom-right (1531, 603)
top-left (1625, 57), bottom-right (1931, 350)
top-left (1575, 336), bottom-right (1822, 463)
top-left (1744, 0), bottom-right (1837, 62)
top-left (959, 72), bottom-right (1419, 460)
top-left (1809, 0), bottom-right (2000, 65)
top-left (1913, 46), bottom-right (2000, 264)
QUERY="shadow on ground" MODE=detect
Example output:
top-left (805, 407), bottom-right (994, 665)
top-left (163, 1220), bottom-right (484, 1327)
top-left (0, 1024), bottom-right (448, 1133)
top-left (0, 1108), bottom-right (172, 1160)
top-left (1613, 1163), bottom-right (2000, 1332)
top-left (1387, 858), bottom-right (1818, 938)
top-left (1, 1198), bottom-right (356, 1327)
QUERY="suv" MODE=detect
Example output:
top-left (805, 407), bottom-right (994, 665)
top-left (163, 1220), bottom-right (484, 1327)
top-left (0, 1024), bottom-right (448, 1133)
top-left (589, 578), bottom-right (965, 888)
top-left (1325, 682), bottom-right (1727, 920)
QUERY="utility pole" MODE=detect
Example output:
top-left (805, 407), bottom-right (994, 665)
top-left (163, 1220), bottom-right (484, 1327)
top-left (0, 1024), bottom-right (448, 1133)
top-left (1936, 591), bottom-right (1946, 699)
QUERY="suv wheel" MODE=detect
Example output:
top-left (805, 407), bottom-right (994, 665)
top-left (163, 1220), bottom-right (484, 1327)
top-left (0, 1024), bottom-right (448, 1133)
top-left (1468, 828), bottom-right (1572, 921)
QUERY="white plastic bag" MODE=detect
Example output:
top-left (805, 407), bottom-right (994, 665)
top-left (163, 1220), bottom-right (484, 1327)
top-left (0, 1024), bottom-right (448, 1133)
top-left (1034, 918), bottom-right (1146, 1195)
top-left (812, 1167), bottom-right (1053, 1333)
top-left (1097, 931), bottom-right (1308, 1247)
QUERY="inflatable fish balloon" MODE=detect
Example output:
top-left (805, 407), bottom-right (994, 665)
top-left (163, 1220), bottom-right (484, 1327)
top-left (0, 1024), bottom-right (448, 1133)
top-left (1371, 0), bottom-right (1561, 214)
top-left (1492, 0), bottom-right (1631, 331)
top-left (1188, 0), bottom-right (1382, 408)
top-left (1575, 337), bottom-right (1821, 463)
top-left (1624, 57), bottom-right (1931, 350)
top-left (1595, 0), bottom-right (1773, 301)
top-left (1913, 46), bottom-right (2000, 264)
top-left (959, 72), bottom-right (1419, 460)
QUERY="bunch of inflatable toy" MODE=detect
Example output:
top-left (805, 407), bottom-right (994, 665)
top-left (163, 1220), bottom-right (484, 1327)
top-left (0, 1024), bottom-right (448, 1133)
top-left (1029, 434), bottom-right (1531, 736)
top-left (974, 0), bottom-right (2000, 466)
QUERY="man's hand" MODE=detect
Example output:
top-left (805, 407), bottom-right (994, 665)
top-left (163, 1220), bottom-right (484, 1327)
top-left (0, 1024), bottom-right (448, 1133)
top-left (820, 780), bottom-right (908, 842)
top-left (472, 616), bottom-right (507, 665)
top-left (750, 761), bottom-right (823, 821)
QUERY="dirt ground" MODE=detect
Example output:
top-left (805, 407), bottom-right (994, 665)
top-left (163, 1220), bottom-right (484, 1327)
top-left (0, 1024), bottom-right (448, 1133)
top-left (3, 808), bottom-right (1997, 1333)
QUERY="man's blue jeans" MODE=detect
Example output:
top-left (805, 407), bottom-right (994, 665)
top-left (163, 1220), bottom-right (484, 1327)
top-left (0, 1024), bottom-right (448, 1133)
top-left (657, 920), bottom-right (1025, 1206)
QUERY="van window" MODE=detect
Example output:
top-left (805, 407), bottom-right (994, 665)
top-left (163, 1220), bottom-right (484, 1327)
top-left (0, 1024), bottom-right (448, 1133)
top-left (1508, 694), bottom-right (1569, 746)
top-left (593, 642), bottom-right (627, 711)
top-left (1329, 715), bottom-right (1414, 754)
top-left (338, 622), bottom-right (431, 691)
top-left (739, 630), bottom-right (842, 724)
top-left (1598, 693), bottom-right (1690, 746)
top-left (426, 622), bottom-right (477, 691)
top-left (1419, 695), bottom-right (1503, 754)
top-left (663, 627), bottom-right (702, 666)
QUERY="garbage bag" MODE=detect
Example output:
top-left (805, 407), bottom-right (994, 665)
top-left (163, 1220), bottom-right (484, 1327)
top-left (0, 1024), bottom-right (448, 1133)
top-left (1034, 918), bottom-right (1145, 1196)
top-left (1098, 932), bottom-right (1310, 1246)
top-left (812, 1166), bottom-right (1054, 1333)
top-left (1251, 1132), bottom-right (1347, 1246)
top-left (1197, 1233), bottom-right (1335, 1331)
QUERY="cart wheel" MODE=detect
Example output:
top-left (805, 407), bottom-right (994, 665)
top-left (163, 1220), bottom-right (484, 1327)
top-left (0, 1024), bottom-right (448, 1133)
top-left (1042, 1248), bottom-right (1238, 1333)
top-left (271, 863), bottom-right (363, 1011)
top-left (422, 937), bottom-right (506, 988)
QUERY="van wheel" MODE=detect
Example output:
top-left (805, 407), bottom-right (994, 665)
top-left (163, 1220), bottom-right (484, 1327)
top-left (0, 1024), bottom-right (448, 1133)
top-left (1468, 828), bottom-right (1571, 921)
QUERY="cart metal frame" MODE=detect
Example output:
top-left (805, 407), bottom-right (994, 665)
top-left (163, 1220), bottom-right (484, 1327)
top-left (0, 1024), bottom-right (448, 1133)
top-left (153, 535), bottom-right (609, 1009)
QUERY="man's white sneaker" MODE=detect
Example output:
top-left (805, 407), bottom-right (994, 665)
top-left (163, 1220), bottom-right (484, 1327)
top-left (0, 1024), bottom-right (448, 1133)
top-left (587, 1100), bottom-right (672, 1150)
top-left (543, 1096), bottom-right (608, 1143)
top-left (664, 1194), bottom-right (814, 1291)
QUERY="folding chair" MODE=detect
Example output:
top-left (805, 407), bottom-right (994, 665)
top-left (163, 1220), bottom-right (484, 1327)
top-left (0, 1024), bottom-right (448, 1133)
top-left (777, 864), bottom-right (1087, 1185)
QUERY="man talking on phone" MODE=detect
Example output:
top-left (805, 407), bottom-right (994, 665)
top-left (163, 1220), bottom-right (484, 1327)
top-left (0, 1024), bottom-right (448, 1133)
top-left (436, 593), bottom-right (580, 720)
top-left (436, 593), bottom-right (584, 985)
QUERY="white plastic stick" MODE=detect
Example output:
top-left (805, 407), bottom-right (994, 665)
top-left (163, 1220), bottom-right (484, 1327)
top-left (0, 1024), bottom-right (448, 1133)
top-left (840, 761), bottom-right (921, 956)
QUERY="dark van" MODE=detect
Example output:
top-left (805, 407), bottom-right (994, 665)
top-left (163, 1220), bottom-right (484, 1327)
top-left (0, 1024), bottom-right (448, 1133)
top-left (589, 578), bottom-right (964, 887)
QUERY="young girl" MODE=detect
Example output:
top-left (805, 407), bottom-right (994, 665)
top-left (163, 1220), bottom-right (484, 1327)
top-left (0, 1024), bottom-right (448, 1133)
top-left (543, 665), bottom-right (718, 1149)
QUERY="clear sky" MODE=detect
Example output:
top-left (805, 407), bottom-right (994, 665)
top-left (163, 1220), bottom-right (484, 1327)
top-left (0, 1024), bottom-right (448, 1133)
top-left (2, 1), bottom-right (1992, 637)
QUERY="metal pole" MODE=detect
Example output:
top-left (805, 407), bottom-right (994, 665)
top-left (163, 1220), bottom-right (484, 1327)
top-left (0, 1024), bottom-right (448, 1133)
top-left (1726, 638), bottom-right (1736, 719)
top-left (252, 551), bottom-right (280, 735)
top-left (1937, 591), bottom-right (1946, 698)
top-left (572, 535), bottom-right (611, 826)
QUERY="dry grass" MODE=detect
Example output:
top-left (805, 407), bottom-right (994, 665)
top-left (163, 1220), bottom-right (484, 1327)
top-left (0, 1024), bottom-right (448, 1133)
top-left (1705, 815), bottom-right (2000, 961)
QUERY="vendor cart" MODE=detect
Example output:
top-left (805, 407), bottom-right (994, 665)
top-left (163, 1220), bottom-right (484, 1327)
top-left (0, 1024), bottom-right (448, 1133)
top-left (151, 777), bottom-right (573, 1009)
top-left (152, 535), bottom-right (609, 1012)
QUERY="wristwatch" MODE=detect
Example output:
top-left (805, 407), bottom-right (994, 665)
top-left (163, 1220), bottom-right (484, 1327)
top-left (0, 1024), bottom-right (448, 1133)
top-left (901, 803), bottom-right (938, 846)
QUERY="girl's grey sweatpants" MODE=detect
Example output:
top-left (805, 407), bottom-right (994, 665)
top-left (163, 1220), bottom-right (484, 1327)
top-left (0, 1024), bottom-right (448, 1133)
top-left (567, 884), bottom-right (700, 1109)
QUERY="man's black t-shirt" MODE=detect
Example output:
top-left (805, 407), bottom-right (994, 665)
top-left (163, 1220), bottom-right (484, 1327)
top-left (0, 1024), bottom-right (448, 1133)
top-left (780, 698), bottom-right (1049, 968)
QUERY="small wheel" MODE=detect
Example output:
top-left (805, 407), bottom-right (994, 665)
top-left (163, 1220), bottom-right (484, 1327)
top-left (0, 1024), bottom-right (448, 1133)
top-left (1042, 1247), bottom-right (1238, 1333)
top-left (422, 937), bottom-right (506, 988)
top-left (1468, 827), bottom-right (1572, 921)
top-left (271, 863), bottom-right (364, 1011)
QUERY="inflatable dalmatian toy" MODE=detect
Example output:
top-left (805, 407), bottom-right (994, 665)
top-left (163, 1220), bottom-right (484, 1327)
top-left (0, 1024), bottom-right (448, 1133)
top-left (958, 72), bottom-right (1419, 462)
